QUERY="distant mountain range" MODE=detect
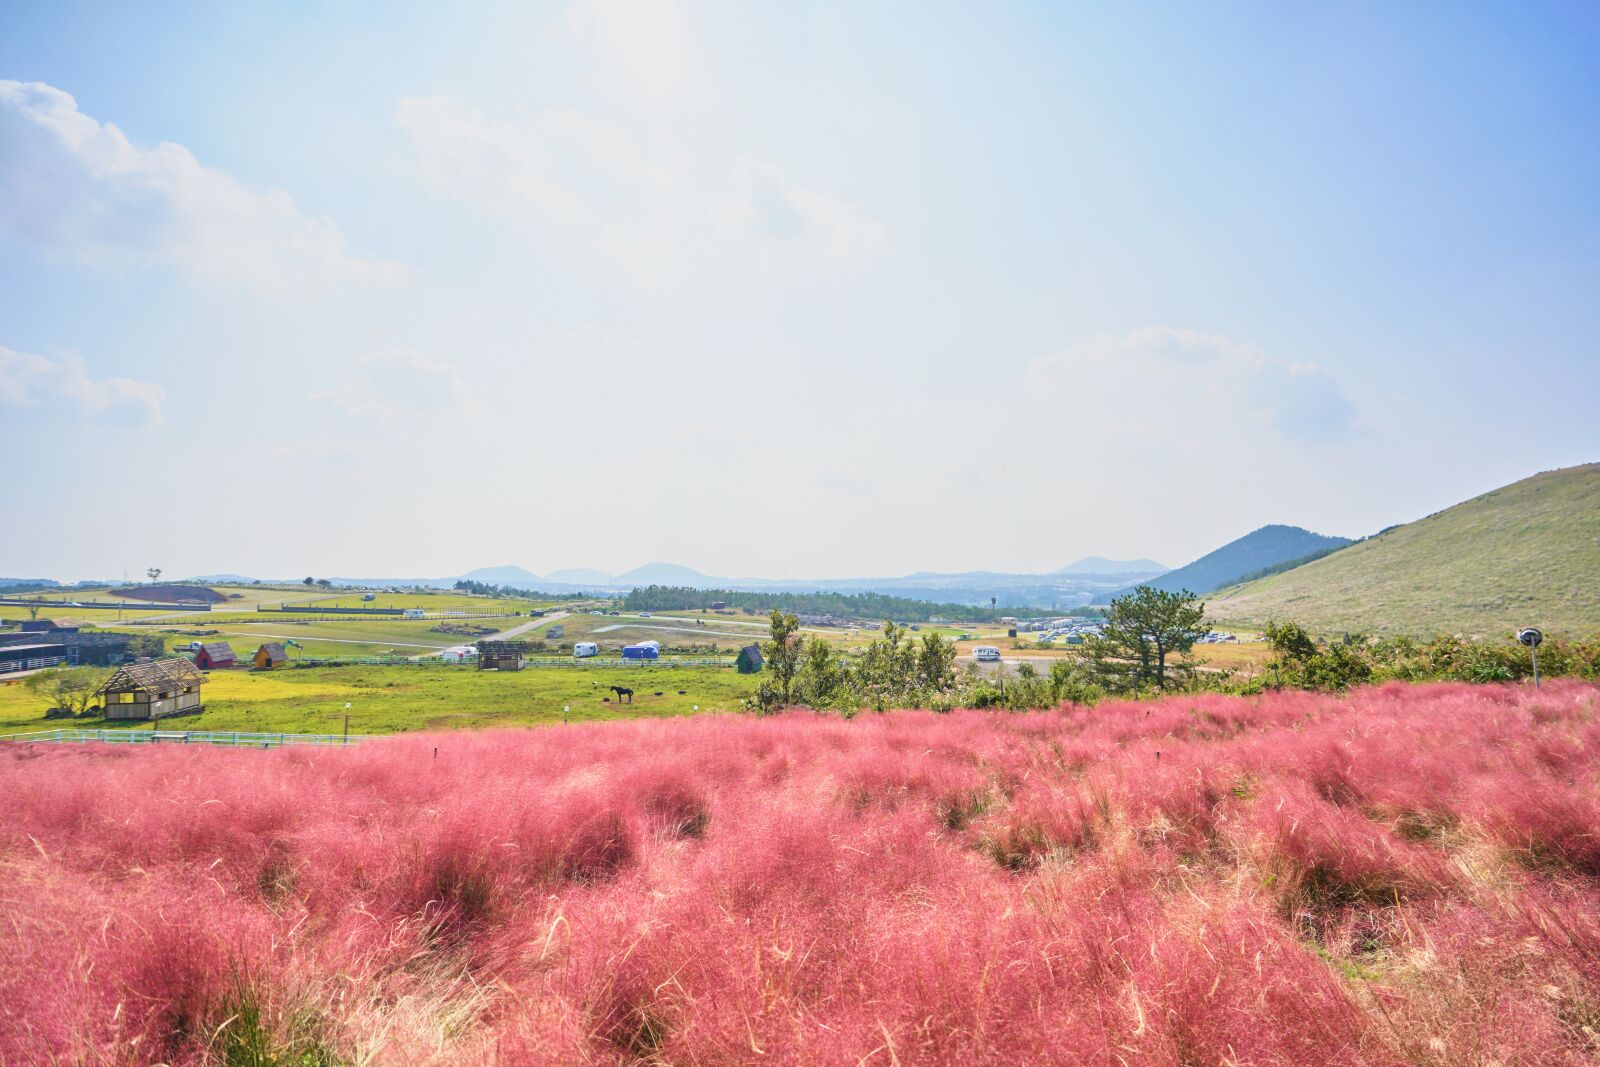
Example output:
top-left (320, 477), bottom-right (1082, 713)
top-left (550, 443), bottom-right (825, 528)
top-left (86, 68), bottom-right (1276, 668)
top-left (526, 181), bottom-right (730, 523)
top-left (1054, 556), bottom-right (1167, 576)
top-left (1108, 525), bottom-right (1353, 600)
top-left (175, 557), bottom-right (1172, 610)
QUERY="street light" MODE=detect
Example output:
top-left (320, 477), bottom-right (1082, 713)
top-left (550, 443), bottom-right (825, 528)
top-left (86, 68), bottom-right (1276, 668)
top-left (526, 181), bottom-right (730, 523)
top-left (1517, 628), bottom-right (1543, 689)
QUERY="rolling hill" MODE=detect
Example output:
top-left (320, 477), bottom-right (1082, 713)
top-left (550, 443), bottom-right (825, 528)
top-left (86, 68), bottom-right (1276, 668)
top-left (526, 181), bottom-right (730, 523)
top-left (1110, 525), bottom-right (1352, 599)
top-left (1207, 463), bottom-right (1600, 637)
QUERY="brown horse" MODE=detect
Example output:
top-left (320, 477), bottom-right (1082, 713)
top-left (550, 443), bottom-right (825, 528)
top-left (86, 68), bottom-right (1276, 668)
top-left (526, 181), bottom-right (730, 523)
top-left (610, 685), bottom-right (634, 703)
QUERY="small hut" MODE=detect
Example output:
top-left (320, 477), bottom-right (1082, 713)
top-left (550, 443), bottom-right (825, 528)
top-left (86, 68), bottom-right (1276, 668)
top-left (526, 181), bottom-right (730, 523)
top-left (193, 641), bottom-right (237, 669)
top-left (253, 642), bottom-right (288, 669)
top-left (477, 640), bottom-right (529, 671)
top-left (97, 659), bottom-right (204, 721)
top-left (736, 643), bottom-right (765, 674)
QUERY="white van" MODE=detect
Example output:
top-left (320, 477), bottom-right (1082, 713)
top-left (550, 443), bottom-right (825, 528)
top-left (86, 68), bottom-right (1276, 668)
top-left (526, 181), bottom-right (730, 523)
top-left (573, 642), bottom-right (599, 658)
top-left (402, 609), bottom-right (425, 619)
top-left (973, 646), bottom-right (1002, 662)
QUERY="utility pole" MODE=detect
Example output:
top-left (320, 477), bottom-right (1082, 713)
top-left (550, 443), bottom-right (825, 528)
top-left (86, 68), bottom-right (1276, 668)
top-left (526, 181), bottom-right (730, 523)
top-left (343, 702), bottom-right (351, 743)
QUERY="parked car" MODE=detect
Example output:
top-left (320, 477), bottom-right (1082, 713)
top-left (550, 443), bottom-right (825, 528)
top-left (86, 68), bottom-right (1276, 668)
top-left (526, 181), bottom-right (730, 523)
top-left (639, 611), bottom-right (652, 618)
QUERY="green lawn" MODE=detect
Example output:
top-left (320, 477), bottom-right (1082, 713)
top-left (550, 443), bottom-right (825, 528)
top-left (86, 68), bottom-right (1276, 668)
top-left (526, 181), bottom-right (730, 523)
top-left (0, 662), bottom-right (758, 735)
top-left (278, 591), bottom-right (554, 613)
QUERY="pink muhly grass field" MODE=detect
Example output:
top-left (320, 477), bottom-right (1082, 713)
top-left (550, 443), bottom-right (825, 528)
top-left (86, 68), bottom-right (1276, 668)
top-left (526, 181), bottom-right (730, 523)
top-left (2, 681), bottom-right (1599, 1065)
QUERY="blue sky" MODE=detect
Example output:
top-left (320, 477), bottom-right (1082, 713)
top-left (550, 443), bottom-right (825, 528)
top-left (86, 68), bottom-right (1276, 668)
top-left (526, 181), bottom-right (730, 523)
top-left (2, 2), bottom-right (1596, 582)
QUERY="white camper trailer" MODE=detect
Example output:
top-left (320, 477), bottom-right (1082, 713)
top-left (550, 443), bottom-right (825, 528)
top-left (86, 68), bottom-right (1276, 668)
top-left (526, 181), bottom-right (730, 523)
top-left (573, 642), bottom-right (599, 658)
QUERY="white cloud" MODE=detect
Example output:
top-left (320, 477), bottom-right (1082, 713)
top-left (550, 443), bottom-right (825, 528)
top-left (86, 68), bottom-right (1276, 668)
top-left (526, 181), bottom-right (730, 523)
top-left (0, 80), bottom-right (403, 294)
top-left (312, 348), bottom-right (469, 424)
top-left (1028, 327), bottom-right (1357, 445)
top-left (737, 158), bottom-right (887, 266)
top-left (270, 439), bottom-right (372, 463)
top-left (0, 345), bottom-right (164, 424)
top-left (394, 96), bottom-right (885, 279)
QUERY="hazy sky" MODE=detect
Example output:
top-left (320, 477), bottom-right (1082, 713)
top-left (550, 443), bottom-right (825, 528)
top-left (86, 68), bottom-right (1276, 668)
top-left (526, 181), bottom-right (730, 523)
top-left (3, 2), bottom-right (1597, 582)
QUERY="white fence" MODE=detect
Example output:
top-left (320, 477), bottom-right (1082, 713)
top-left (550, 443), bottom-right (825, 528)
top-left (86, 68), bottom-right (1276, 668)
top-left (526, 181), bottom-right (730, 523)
top-left (0, 729), bottom-right (372, 747)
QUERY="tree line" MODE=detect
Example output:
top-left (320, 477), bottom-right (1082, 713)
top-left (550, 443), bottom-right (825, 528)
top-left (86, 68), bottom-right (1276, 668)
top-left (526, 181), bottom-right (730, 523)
top-left (751, 584), bottom-right (1600, 714)
top-left (622, 585), bottom-right (1044, 624)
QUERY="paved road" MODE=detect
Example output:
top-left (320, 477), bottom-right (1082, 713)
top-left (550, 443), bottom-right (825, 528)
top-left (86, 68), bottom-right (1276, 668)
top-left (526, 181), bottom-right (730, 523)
top-left (404, 611), bottom-right (571, 661)
top-left (486, 611), bottom-right (570, 641)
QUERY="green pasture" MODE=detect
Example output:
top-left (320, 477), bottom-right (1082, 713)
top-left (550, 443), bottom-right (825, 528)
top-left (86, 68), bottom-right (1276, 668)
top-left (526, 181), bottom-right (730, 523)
top-left (0, 663), bottom-right (756, 735)
top-left (285, 591), bottom-right (553, 613)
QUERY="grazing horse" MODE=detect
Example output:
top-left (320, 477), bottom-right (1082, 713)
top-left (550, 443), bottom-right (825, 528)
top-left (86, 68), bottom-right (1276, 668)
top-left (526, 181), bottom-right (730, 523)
top-left (610, 685), bottom-right (634, 703)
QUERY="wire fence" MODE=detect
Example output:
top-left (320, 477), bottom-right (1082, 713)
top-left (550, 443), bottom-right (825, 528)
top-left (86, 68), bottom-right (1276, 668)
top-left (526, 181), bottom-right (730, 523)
top-left (272, 656), bottom-right (737, 669)
top-left (0, 729), bottom-right (373, 747)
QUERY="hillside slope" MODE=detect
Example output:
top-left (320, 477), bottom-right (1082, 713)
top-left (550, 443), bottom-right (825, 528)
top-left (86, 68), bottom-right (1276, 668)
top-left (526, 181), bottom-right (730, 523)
top-left (1113, 525), bottom-right (1351, 598)
top-left (1208, 463), bottom-right (1600, 636)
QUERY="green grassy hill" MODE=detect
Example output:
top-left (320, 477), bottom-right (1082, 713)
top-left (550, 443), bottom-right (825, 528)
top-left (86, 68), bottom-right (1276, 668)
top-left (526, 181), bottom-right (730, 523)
top-left (1207, 463), bottom-right (1600, 637)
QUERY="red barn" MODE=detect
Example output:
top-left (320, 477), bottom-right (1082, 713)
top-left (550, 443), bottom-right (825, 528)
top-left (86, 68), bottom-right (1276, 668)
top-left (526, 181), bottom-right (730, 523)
top-left (193, 641), bottom-right (238, 669)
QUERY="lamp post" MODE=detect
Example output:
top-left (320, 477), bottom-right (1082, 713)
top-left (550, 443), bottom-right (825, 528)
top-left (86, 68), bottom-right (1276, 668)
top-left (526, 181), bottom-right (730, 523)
top-left (1517, 628), bottom-right (1543, 689)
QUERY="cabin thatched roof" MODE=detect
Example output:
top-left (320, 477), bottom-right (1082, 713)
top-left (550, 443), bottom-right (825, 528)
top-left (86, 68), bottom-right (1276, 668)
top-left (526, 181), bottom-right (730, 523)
top-left (98, 658), bottom-right (203, 696)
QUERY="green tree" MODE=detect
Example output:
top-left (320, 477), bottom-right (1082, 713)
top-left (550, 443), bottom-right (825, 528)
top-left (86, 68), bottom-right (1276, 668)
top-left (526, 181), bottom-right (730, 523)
top-left (796, 636), bottom-right (841, 706)
top-left (1084, 586), bottom-right (1208, 691)
top-left (303, 576), bottom-right (315, 586)
top-left (763, 609), bottom-right (802, 707)
top-left (916, 632), bottom-right (957, 691)
top-left (26, 667), bottom-right (109, 718)
top-left (1263, 619), bottom-right (1318, 662)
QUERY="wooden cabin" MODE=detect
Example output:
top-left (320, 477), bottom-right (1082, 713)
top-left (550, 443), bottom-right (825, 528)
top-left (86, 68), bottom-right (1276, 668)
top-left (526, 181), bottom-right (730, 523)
top-left (253, 642), bottom-right (288, 669)
top-left (736, 643), bottom-right (765, 673)
top-left (477, 640), bottom-right (529, 671)
top-left (97, 659), bottom-right (204, 721)
top-left (193, 642), bottom-right (237, 669)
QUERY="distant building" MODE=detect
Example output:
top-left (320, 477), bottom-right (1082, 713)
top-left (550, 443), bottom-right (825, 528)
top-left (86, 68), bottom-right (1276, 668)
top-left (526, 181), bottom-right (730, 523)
top-left (98, 659), bottom-right (204, 721)
top-left (64, 632), bottom-right (132, 667)
top-left (736, 644), bottom-right (764, 673)
top-left (547, 624), bottom-right (565, 639)
top-left (477, 640), bottom-right (529, 671)
top-left (20, 620), bottom-right (75, 634)
top-left (0, 641), bottom-right (66, 674)
top-left (193, 642), bottom-right (238, 669)
top-left (253, 642), bottom-right (288, 669)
